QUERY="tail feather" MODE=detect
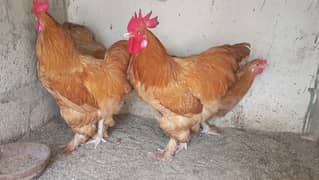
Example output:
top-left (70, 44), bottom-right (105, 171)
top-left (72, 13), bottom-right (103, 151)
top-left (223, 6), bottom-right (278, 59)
top-left (215, 58), bottom-right (266, 117)
top-left (230, 42), bottom-right (251, 62)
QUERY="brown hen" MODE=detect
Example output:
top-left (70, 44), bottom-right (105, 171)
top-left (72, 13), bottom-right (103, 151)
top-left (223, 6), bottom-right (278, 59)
top-left (33, 0), bottom-right (131, 152)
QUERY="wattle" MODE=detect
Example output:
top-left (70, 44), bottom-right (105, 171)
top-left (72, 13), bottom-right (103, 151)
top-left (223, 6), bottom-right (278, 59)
top-left (36, 20), bottom-right (42, 31)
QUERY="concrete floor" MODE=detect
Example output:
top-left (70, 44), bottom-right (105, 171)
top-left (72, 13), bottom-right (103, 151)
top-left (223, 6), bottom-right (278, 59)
top-left (20, 115), bottom-right (319, 180)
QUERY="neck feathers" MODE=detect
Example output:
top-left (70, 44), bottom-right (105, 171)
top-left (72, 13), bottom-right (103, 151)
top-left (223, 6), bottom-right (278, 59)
top-left (130, 30), bottom-right (180, 87)
top-left (36, 13), bottom-right (79, 71)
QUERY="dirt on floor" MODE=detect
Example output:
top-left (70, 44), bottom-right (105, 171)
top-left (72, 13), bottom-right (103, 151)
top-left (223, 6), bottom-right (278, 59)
top-left (19, 114), bottom-right (319, 180)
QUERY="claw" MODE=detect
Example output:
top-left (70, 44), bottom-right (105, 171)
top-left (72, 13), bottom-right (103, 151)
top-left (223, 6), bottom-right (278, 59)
top-left (175, 143), bottom-right (187, 154)
top-left (87, 119), bottom-right (106, 149)
top-left (201, 122), bottom-right (221, 136)
top-left (86, 135), bottom-right (106, 149)
top-left (147, 148), bottom-right (171, 161)
top-left (148, 139), bottom-right (177, 161)
top-left (60, 133), bottom-right (87, 153)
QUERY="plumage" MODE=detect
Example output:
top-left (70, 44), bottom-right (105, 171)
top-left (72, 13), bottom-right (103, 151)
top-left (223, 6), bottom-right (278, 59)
top-left (62, 22), bottom-right (106, 59)
top-left (34, 1), bottom-right (131, 153)
top-left (126, 11), bottom-right (266, 160)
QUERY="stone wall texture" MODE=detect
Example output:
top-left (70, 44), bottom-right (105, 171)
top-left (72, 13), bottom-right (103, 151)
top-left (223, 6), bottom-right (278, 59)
top-left (68, 0), bottom-right (319, 133)
top-left (0, 0), bottom-right (67, 143)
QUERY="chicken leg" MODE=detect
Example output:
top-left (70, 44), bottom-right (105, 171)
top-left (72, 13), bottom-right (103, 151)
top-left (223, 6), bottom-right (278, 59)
top-left (87, 119), bottom-right (106, 148)
top-left (62, 133), bottom-right (88, 153)
top-left (150, 138), bottom-right (178, 161)
top-left (200, 122), bottom-right (221, 135)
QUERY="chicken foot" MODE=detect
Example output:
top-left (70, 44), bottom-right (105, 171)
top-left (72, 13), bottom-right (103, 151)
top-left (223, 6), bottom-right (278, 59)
top-left (150, 138), bottom-right (189, 161)
top-left (175, 142), bottom-right (188, 154)
top-left (61, 133), bottom-right (88, 153)
top-left (87, 119), bottom-right (106, 148)
top-left (150, 138), bottom-right (177, 161)
top-left (200, 122), bottom-right (221, 136)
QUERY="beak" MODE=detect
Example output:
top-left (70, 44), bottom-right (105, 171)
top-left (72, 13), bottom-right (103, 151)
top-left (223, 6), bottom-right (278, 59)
top-left (123, 32), bottom-right (131, 39)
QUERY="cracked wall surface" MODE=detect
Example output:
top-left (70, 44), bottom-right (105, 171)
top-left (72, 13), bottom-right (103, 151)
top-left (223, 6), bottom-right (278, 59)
top-left (67, 0), bottom-right (319, 133)
top-left (0, 0), bottom-right (67, 143)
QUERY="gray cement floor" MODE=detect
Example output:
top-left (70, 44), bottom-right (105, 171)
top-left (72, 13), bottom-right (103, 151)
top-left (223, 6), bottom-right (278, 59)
top-left (20, 114), bottom-right (319, 180)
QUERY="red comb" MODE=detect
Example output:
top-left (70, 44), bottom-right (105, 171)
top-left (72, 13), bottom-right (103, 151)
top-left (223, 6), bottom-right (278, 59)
top-left (33, 0), bottom-right (49, 14)
top-left (256, 59), bottom-right (268, 65)
top-left (143, 11), bottom-right (159, 28)
top-left (127, 9), bottom-right (159, 32)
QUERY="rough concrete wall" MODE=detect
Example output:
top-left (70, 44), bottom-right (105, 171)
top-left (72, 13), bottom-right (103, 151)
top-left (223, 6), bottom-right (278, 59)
top-left (0, 0), bottom-right (67, 143)
top-left (67, 0), bottom-right (319, 133)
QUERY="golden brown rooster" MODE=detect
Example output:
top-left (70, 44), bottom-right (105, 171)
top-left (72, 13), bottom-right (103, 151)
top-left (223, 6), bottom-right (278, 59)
top-left (33, 0), bottom-right (131, 153)
top-left (126, 10), bottom-right (267, 160)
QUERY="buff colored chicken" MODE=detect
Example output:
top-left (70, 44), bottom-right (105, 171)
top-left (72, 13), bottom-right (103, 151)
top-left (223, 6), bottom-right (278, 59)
top-left (33, 0), bottom-right (131, 153)
top-left (126, 10), bottom-right (267, 160)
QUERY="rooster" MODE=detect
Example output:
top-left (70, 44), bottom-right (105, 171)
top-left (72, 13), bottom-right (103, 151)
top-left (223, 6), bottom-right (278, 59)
top-left (126, 10), bottom-right (267, 160)
top-left (33, 0), bottom-right (131, 153)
